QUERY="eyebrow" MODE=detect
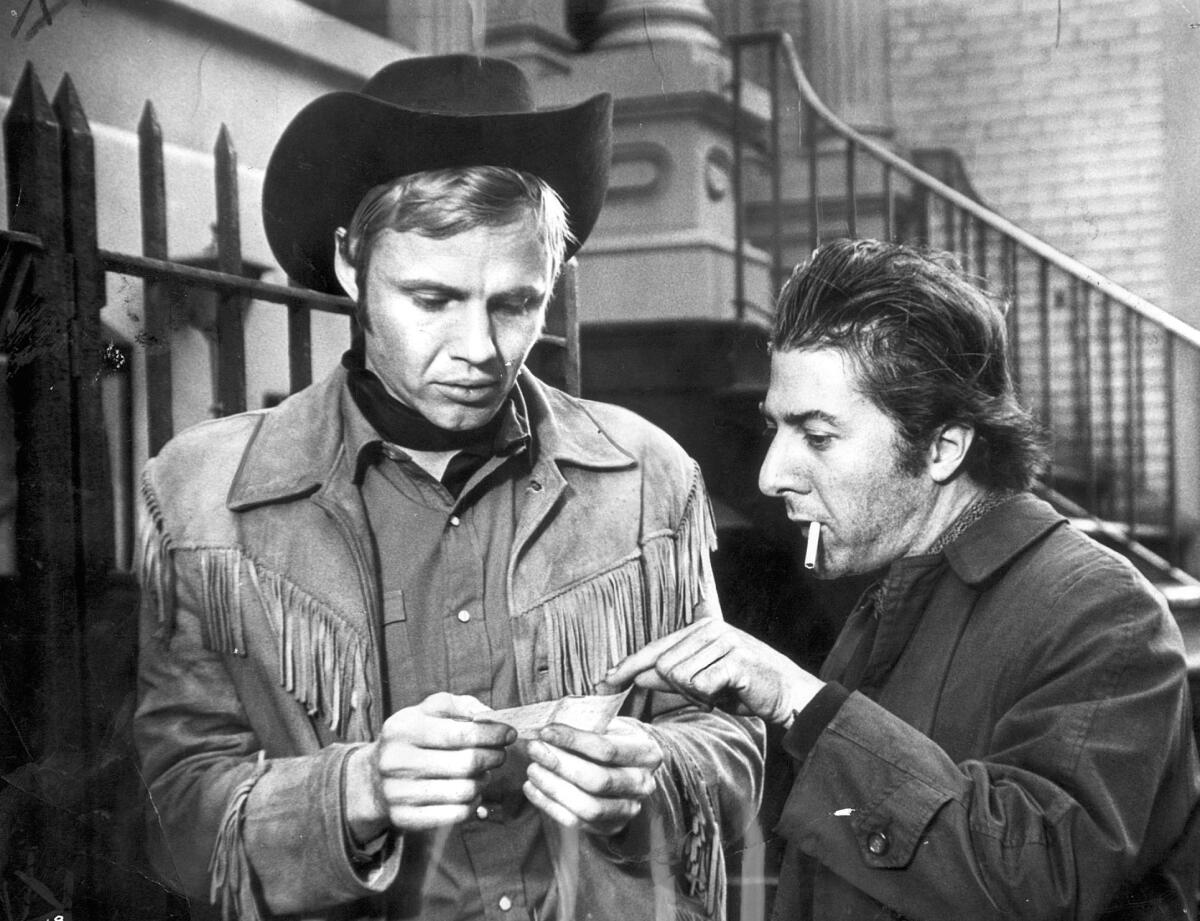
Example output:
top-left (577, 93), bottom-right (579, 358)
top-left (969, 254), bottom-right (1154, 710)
top-left (760, 403), bottom-right (839, 428)
top-left (395, 279), bottom-right (466, 298)
top-left (395, 280), bottom-right (547, 304)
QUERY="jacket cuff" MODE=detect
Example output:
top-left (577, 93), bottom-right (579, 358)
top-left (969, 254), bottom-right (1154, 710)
top-left (776, 693), bottom-right (957, 874)
top-left (339, 745), bottom-right (401, 880)
top-left (593, 751), bottom-right (674, 866)
top-left (330, 745), bottom-right (403, 891)
top-left (242, 744), bottom-right (402, 915)
top-left (782, 682), bottom-right (850, 763)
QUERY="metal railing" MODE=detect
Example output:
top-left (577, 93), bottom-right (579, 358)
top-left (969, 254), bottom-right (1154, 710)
top-left (728, 31), bottom-right (1200, 579)
top-left (3, 57), bottom-right (580, 507)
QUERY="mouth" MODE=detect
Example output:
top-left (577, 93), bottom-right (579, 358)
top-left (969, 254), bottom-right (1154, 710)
top-left (786, 508), bottom-right (821, 527)
top-left (437, 380), bottom-right (503, 403)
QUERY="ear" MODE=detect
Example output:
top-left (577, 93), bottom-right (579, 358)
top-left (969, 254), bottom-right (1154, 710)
top-left (332, 229), bottom-right (359, 301)
top-left (927, 423), bottom-right (975, 484)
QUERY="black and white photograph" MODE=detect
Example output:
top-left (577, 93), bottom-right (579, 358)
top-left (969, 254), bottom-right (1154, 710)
top-left (1, 2), bottom-right (1198, 919)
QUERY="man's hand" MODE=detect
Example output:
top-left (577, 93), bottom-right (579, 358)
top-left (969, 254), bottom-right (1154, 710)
top-left (346, 692), bottom-right (516, 843)
top-left (598, 619), bottom-right (825, 727)
top-left (522, 717), bottom-right (663, 838)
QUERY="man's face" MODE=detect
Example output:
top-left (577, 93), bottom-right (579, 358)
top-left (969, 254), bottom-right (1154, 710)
top-left (340, 214), bottom-right (552, 431)
top-left (758, 347), bottom-right (942, 579)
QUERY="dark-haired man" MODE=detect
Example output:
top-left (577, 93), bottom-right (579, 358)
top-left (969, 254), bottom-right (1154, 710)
top-left (605, 239), bottom-right (1200, 920)
top-left (133, 55), bottom-right (762, 921)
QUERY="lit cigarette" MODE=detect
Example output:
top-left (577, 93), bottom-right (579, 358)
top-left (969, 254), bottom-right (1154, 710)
top-left (804, 522), bottom-right (820, 571)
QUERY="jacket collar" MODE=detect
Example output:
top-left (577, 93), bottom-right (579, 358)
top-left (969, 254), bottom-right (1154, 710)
top-left (226, 366), bottom-right (633, 511)
top-left (834, 492), bottom-right (1067, 693)
top-left (943, 492), bottom-right (1067, 586)
top-left (517, 367), bottom-right (636, 471)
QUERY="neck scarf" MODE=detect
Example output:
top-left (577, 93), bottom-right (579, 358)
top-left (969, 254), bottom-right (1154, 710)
top-left (341, 350), bottom-right (505, 453)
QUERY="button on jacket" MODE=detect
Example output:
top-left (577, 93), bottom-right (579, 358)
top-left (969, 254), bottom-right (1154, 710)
top-left (774, 494), bottom-right (1200, 921)
top-left (133, 366), bottom-right (765, 921)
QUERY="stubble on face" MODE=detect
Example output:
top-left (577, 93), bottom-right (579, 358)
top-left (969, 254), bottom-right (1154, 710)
top-left (760, 347), bottom-right (942, 580)
top-left (814, 439), bottom-right (937, 579)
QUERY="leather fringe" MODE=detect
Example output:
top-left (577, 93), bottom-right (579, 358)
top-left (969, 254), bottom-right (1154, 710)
top-left (247, 564), bottom-right (372, 742)
top-left (541, 556), bottom-right (647, 696)
top-left (684, 799), bottom-right (723, 916)
top-left (138, 473), bottom-right (177, 639)
top-left (654, 468), bottom-right (724, 917)
top-left (209, 751), bottom-right (269, 921)
top-left (200, 549), bottom-right (247, 656)
top-left (539, 463), bottom-right (718, 698)
top-left (645, 462), bottom-right (719, 635)
top-left (671, 745), bottom-right (725, 919)
top-left (137, 474), bottom-right (371, 741)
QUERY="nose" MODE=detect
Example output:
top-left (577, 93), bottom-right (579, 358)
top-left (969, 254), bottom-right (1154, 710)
top-left (758, 431), bottom-right (809, 498)
top-left (453, 302), bottom-right (501, 367)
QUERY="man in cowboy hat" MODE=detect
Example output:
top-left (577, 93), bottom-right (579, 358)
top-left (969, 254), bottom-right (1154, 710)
top-left (133, 55), bottom-right (764, 921)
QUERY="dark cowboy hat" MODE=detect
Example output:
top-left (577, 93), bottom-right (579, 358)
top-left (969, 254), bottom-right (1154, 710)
top-left (262, 54), bottom-right (613, 293)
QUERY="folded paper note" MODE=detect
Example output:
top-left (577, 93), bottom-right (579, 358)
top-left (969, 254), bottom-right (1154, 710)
top-left (477, 688), bottom-right (631, 740)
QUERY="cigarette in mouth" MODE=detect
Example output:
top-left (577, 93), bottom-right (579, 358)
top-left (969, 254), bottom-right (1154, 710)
top-left (804, 522), bottom-right (820, 571)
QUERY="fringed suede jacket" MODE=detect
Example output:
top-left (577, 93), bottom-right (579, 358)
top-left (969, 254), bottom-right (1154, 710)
top-left (133, 366), bottom-right (765, 921)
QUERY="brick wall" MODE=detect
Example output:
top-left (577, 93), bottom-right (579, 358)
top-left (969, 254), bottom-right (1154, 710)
top-left (886, 0), bottom-right (1178, 508)
top-left (888, 0), bottom-right (1169, 308)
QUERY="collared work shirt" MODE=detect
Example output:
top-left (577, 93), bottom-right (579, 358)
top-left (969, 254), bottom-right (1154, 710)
top-left (346, 390), bottom-right (555, 921)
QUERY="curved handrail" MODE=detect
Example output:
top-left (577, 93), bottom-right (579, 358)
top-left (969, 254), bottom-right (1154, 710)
top-left (728, 28), bottom-right (1198, 573)
top-left (730, 30), bottom-right (1200, 351)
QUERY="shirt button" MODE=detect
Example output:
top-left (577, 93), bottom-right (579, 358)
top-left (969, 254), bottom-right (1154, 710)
top-left (449, 515), bottom-right (461, 527)
top-left (498, 895), bottom-right (513, 911)
top-left (475, 804), bottom-right (489, 820)
top-left (456, 609), bottom-right (472, 623)
top-left (866, 831), bottom-right (890, 856)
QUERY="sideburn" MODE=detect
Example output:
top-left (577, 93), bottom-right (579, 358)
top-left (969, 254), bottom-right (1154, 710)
top-left (353, 288), bottom-right (371, 336)
top-left (344, 289), bottom-right (369, 358)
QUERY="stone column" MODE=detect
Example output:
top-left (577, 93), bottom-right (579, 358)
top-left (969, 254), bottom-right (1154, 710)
top-left (384, 0), bottom-right (487, 54)
top-left (590, 0), bottom-right (719, 49)
top-left (530, 1), bottom-right (773, 324)
top-left (804, 0), bottom-right (893, 135)
top-left (486, 0), bottom-right (577, 75)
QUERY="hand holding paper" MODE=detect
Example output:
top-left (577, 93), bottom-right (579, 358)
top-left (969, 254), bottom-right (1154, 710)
top-left (522, 715), bottom-right (663, 837)
top-left (472, 687), bottom-right (661, 836)
top-left (346, 691), bottom-right (517, 841)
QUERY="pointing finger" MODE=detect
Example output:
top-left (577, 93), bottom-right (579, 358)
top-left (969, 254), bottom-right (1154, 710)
top-left (600, 620), bottom-right (714, 690)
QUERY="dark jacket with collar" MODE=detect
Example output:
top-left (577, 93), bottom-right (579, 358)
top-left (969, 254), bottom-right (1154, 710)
top-left (774, 494), bottom-right (1200, 921)
top-left (133, 367), bottom-right (764, 921)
